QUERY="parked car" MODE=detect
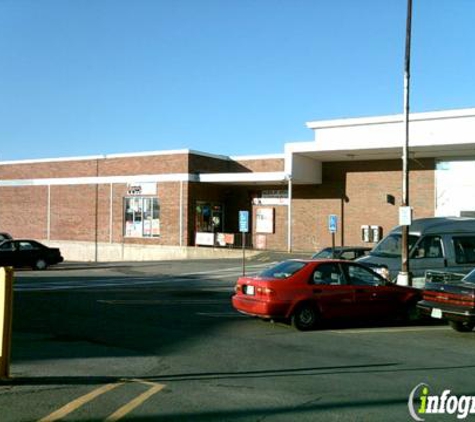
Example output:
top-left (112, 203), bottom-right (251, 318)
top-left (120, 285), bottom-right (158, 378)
top-left (357, 217), bottom-right (475, 286)
top-left (312, 246), bottom-right (371, 260)
top-left (417, 269), bottom-right (475, 332)
top-left (0, 232), bottom-right (13, 241)
top-left (0, 239), bottom-right (64, 270)
top-left (232, 259), bottom-right (421, 330)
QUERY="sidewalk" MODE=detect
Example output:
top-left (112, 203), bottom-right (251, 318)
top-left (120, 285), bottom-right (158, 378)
top-left (46, 250), bottom-right (313, 271)
top-left (248, 250), bottom-right (311, 262)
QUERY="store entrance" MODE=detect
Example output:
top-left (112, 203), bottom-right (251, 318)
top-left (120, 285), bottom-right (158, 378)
top-left (195, 202), bottom-right (223, 233)
top-left (194, 202), bottom-right (224, 246)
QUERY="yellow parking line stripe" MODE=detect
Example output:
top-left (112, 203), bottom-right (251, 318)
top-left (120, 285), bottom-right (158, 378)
top-left (38, 382), bottom-right (124, 422)
top-left (105, 383), bottom-right (165, 421)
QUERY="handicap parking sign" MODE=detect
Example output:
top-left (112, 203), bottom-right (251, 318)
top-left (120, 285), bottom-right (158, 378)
top-left (239, 211), bottom-right (249, 233)
top-left (328, 214), bottom-right (338, 233)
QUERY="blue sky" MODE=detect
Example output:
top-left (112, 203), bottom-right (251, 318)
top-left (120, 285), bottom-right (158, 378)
top-left (0, 0), bottom-right (474, 161)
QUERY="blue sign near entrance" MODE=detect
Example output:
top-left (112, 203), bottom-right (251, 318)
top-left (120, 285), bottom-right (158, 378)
top-left (239, 211), bottom-right (249, 233)
top-left (328, 214), bottom-right (338, 233)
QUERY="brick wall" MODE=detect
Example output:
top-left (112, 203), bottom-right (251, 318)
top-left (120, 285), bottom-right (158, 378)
top-left (101, 155), bottom-right (189, 176)
top-left (50, 185), bottom-right (97, 241)
top-left (0, 186), bottom-right (48, 239)
top-left (291, 159), bottom-right (436, 252)
top-left (189, 154), bottom-right (235, 174)
top-left (188, 154), bottom-right (284, 174)
top-left (0, 160), bottom-right (100, 180)
top-left (0, 156), bottom-right (436, 253)
top-left (252, 205), bottom-right (288, 251)
top-left (0, 154), bottom-right (190, 180)
top-left (0, 152), bottom-right (282, 180)
top-left (234, 158), bottom-right (285, 172)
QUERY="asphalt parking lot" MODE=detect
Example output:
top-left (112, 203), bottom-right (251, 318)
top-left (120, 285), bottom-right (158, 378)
top-left (1, 258), bottom-right (475, 421)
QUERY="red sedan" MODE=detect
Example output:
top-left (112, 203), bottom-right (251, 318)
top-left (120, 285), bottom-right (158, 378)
top-left (232, 259), bottom-right (421, 330)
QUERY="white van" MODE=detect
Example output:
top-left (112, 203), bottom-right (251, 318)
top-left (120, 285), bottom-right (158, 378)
top-left (357, 217), bottom-right (475, 286)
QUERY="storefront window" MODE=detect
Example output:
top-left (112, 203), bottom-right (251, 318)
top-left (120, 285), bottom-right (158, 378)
top-left (195, 202), bottom-right (223, 233)
top-left (124, 197), bottom-right (160, 237)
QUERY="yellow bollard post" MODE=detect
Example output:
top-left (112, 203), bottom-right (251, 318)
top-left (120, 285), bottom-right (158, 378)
top-left (0, 267), bottom-right (14, 380)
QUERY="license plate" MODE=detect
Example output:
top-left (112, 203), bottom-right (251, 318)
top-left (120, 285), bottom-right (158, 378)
top-left (431, 308), bottom-right (443, 319)
top-left (245, 285), bottom-right (255, 295)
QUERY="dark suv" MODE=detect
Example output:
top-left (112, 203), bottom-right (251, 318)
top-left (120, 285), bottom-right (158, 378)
top-left (312, 246), bottom-right (371, 261)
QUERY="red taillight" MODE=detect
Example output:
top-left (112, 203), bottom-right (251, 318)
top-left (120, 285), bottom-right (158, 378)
top-left (257, 286), bottom-right (275, 296)
top-left (424, 291), bottom-right (475, 307)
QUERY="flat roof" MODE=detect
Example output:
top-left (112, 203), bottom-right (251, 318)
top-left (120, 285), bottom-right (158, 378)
top-left (306, 107), bottom-right (475, 130)
top-left (0, 149), bottom-right (228, 166)
top-left (0, 149), bottom-right (284, 167)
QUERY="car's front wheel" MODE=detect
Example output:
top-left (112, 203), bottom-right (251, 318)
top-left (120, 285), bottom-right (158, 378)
top-left (399, 302), bottom-right (420, 323)
top-left (291, 304), bottom-right (318, 331)
top-left (449, 320), bottom-right (475, 332)
top-left (33, 259), bottom-right (48, 271)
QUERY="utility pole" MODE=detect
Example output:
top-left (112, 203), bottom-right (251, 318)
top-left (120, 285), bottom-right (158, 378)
top-left (399, 0), bottom-right (413, 286)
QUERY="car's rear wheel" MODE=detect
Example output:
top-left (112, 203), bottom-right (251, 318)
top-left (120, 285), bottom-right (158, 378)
top-left (33, 259), bottom-right (48, 271)
top-left (291, 304), bottom-right (318, 331)
top-left (449, 320), bottom-right (475, 332)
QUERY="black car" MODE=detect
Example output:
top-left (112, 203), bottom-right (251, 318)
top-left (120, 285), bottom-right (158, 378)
top-left (418, 269), bottom-right (475, 332)
top-left (0, 239), bottom-right (64, 270)
top-left (0, 232), bottom-right (13, 241)
top-left (312, 246), bottom-right (372, 261)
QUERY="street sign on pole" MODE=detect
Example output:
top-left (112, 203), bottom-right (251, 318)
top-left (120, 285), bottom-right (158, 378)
top-left (328, 215), bottom-right (338, 258)
top-left (328, 214), bottom-right (338, 233)
top-left (239, 211), bottom-right (249, 233)
top-left (399, 206), bottom-right (412, 226)
top-left (239, 211), bottom-right (249, 276)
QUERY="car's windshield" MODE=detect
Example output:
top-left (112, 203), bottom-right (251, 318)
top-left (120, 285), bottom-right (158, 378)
top-left (259, 261), bottom-right (308, 279)
top-left (312, 248), bottom-right (333, 259)
top-left (370, 234), bottom-right (419, 258)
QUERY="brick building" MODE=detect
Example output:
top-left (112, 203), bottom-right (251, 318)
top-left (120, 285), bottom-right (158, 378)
top-left (1, 108), bottom-right (475, 261)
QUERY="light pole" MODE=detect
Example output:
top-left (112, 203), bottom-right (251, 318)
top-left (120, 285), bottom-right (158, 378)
top-left (399, 0), bottom-right (413, 286)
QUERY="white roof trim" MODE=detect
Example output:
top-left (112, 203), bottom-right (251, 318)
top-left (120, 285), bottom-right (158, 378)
top-left (0, 149), bottom-right (232, 166)
top-left (0, 171), bottom-right (290, 187)
top-left (229, 153), bottom-right (285, 161)
top-left (188, 150), bottom-right (231, 161)
top-left (107, 149), bottom-right (230, 161)
top-left (198, 172), bottom-right (288, 183)
top-left (0, 173), bottom-right (197, 187)
top-left (306, 107), bottom-right (475, 130)
top-left (105, 149), bottom-right (191, 159)
top-left (0, 155), bottom-right (107, 166)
